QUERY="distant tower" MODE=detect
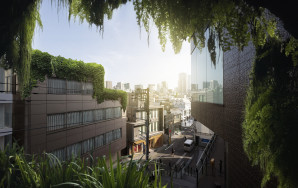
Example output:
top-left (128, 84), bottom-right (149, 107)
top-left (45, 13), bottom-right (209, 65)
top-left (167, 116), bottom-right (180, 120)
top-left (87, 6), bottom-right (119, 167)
top-left (124, 83), bottom-right (130, 90)
top-left (134, 84), bottom-right (143, 90)
top-left (116, 82), bottom-right (124, 90)
top-left (105, 81), bottom-right (113, 89)
top-left (178, 73), bottom-right (187, 94)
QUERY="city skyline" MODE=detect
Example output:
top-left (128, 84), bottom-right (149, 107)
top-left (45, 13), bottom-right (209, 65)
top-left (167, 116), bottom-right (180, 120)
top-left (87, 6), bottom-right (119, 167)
top-left (32, 1), bottom-right (191, 89)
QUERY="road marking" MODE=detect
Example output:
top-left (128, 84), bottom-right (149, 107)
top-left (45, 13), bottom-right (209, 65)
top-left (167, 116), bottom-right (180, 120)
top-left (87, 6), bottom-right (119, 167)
top-left (165, 142), bottom-right (175, 150)
top-left (175, 152), bottom-right (187, 166)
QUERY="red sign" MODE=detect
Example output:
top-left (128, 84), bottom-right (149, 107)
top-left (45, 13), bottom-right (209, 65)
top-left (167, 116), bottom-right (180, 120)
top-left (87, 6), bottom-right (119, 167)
top-left (169, 129), bottom-right (171, 133)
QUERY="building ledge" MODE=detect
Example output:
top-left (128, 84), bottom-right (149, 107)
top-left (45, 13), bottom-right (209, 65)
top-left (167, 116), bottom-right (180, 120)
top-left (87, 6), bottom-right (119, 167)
top-left (0, 127), bottom-right (12, 137)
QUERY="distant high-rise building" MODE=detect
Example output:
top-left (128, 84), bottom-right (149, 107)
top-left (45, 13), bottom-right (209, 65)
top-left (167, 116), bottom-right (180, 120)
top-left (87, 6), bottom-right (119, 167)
top-left (187, 75), bottom-right (191, 91)
top-left (134, 84), bottom-right (143, 90)
top-left (124, 83), bottom-right (130, 90)
top-left (178, 73), bottom-right (187, 94)
top-left (157, 84), bottom-right (161, 92)
top-left (105, 81), bottom-right (113, 89)
top-left (210, 80), bottom-right (219, 89)
top-left (116, 82), bottom-right (124, 90)
top-left (160, 81), bottom-right (168, 96)
top-left (148, 84), bottom-right (155, 92)
top-left (161, 81), bottom-right (168, 89)
top-left (203, 81), bottom-right (210, 89)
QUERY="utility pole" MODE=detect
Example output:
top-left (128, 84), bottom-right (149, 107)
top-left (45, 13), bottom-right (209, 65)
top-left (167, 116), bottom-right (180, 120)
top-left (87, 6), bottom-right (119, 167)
top-left (145, 88), bottom-right (150, 161)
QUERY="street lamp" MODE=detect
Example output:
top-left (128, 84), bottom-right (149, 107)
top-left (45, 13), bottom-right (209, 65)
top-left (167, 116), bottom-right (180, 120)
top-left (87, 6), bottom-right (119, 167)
top-left (132, 88), bottom-right (150, 161)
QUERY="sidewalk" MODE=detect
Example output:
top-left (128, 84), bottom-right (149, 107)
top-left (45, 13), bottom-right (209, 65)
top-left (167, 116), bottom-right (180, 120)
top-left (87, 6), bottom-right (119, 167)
top-left (198, 136), bottom-right (225, 188)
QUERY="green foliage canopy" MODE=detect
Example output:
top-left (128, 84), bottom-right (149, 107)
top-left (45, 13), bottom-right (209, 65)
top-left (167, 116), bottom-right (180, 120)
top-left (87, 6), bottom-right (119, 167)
top-left (1, 0), bottom-right (296, 95)
top-left (133, 0), bottom-right (279, 67)
top-left (242, 38), bottom-right (298, 188)
top-left (31, 50), bottom-right (127, 110)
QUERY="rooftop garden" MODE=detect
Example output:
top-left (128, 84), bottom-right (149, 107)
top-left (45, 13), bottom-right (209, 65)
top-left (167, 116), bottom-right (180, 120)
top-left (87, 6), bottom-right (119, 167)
top-left (30, 50), bottom-right (127, 110)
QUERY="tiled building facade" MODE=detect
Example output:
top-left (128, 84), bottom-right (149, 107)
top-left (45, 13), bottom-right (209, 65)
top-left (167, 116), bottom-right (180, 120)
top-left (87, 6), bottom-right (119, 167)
top-left (191, 38), bottom-right (267, 187)
top-left (13, 78), bottom-right (126, 161)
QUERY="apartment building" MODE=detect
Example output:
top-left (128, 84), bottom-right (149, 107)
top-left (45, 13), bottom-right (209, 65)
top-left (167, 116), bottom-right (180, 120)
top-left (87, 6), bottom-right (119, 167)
top-left (125, 93), bottom-right (164, 155)
top-left (0, 68), bottom-right (13, 150)
top-left (13, 78), bottom-right (126, 161)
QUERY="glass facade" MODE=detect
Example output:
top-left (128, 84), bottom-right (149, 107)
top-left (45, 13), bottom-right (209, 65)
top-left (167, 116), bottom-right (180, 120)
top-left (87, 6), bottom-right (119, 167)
top-left (191, 32), bottom-right (223, 104)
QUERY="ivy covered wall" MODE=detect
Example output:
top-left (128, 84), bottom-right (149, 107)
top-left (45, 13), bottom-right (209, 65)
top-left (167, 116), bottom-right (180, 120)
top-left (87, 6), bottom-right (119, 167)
top-left (242, 39), bottom-right (298, 188)
top-left (30, 50), bottom-right (127, 110)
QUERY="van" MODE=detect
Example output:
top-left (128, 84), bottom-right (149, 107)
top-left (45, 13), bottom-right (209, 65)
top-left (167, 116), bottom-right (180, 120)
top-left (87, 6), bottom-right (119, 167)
top-left (184, 139), bottom-right (194, 152)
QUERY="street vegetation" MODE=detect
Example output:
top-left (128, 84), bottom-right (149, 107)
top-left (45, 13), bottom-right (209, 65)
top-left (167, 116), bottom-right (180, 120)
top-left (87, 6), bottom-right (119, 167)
top-left (0, 143), bottom-right (165, 188)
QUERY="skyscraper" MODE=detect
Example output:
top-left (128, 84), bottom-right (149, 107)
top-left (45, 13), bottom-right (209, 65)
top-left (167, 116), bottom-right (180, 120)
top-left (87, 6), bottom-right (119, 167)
top-left (178, 73), bottom-right (187, 94)
top-left (148, 84), bottom-right (155, 92)
top-left (116, 82), bottom-right (124, 90)
top-left (124, 83), bottom-right (130, 90)
top-left (105, 81), bottom-right (113, 89)
top-left (134, 84), bottom-right (143, 90)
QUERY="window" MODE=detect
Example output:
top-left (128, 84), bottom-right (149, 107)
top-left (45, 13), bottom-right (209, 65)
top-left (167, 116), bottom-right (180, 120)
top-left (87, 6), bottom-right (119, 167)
top-left (95, 134), bottom-right (104, 148)
top-left (48, 107), bottom-right (122, 132)
top-left (52, 148), bottom-right (66, 161)
top-left (67, 111), bottom-right (81, 127)
top-left (82, 82), bottom-right (93, 95)
top-left (83, 110), bottom-right (93, 123)
top-left (67, 80), bottom-right (82, 95)
top-left (114, 107), bottom-right (121, 118)
top-left (82, 138), bottom-right (94, 153)
top-left (191, 32), bottom-right (223, 104)
top-left (116, 128), bottom-right (122, 139)
top-left (47, 114), bottom-right (65, 131)
top-left (112, 128), bottom-right (121, 141)
top-left (106, 108), bottom-right (114, 119)
top-left (105, 131), bottom-right (113, 144)
top-left (67, 143), bottom-right (81, 160)
top-left (0, 104), bottom-right (12, 129)
top-left (48, 78), bottom-right (66, 94)
top-left (48, 78), bottom-right (93, 95)
top-left (94, 109), bottom-right (104, 121)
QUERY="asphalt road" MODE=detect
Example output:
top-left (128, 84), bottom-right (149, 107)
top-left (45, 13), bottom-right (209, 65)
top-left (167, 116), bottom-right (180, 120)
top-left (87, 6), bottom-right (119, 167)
top-left (148, 121), bottom-right (202, 177)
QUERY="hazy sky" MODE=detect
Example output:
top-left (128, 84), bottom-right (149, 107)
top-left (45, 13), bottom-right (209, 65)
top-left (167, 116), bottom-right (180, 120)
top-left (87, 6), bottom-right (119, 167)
top-left (33, 1), bottom-right (191, 89)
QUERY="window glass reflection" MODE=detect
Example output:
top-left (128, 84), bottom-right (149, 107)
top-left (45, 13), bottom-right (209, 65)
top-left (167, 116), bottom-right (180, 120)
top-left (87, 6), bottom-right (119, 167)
top-left (191, 32), bottom-right (223, 104)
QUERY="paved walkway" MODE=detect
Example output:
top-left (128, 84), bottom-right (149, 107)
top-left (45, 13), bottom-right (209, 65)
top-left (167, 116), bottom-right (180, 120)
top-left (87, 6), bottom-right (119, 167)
top-left (198, 136), bottom-right (225, 188)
